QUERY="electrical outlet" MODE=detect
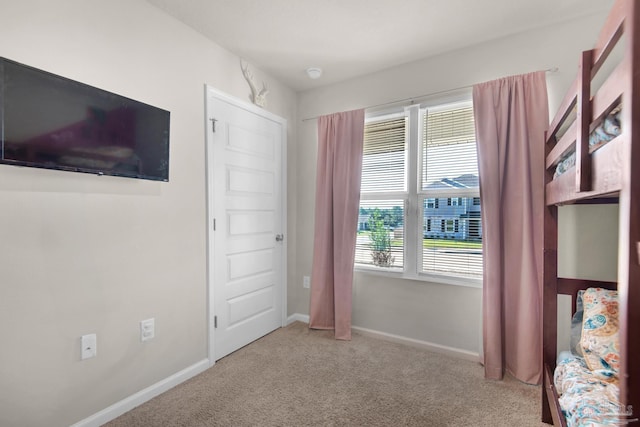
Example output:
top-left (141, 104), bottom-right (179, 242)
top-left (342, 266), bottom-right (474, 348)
top-left (81, 334), bottom-right (97, 360)
top-left (140, 318), bottom-right (155, 342)
top-left (303, 276), bottom-right (310, 289)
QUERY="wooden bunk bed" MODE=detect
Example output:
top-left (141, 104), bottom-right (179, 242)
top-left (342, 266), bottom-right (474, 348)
top-left (542, 0), bottom-right (640, 425)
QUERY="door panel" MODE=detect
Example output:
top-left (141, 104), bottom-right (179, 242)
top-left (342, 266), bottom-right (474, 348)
top-left (206, 88), bottom-right (285, 361)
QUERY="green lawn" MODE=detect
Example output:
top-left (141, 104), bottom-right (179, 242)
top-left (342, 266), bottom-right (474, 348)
top-left (359, 231), bottom-right (482, 250)
top-left (386, 238), bottom-right (481, 249)
top-left (423, 239), bottom-right (482, 249)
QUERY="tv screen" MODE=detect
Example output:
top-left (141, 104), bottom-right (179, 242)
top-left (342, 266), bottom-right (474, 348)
top-left (0, 57), bottom-right (170, 181)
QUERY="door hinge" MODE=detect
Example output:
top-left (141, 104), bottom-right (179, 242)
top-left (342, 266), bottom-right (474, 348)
top-left (214, 315), bottom-right (217, 329)
top-left (209, 118), bottom-right (217, 133)
top-left (213, 218), bottom-right (216, 231)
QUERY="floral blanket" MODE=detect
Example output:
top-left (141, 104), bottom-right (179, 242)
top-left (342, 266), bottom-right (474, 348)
top-left (554, 355), bottom-right (623, 426)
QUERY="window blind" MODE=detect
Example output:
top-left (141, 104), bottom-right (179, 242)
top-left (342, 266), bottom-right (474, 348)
top-left (422, 105), bottom-right (478, 190)
top-left (361, 117), bottom-right (407, 193)
top-left (420, 104), bottom-right (482, 279)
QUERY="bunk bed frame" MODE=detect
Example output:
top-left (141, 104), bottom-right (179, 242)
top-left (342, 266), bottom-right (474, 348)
top-left (542, 0), bottom-right (640, 425)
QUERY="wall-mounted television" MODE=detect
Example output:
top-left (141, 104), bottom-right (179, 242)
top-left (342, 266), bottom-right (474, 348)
top-left (0, 57), bottom-right (170, 181)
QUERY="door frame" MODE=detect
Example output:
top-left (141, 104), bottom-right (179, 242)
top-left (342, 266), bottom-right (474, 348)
top-left (204, 85), bottom-right (288, 366)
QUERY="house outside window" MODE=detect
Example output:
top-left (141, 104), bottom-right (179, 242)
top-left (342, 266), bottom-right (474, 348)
top-left (355, 101), bottom-right (482, 285)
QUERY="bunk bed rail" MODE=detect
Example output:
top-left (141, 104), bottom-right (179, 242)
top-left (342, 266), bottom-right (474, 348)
top-left (544, 0), bottom-right (626, 205)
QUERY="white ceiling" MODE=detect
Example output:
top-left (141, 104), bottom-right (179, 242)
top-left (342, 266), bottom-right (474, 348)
top-left (146, 0), bottom-right (613, 92)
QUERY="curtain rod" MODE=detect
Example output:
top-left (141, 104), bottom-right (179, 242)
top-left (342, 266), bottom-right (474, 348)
top-left (301, 67), bottom-right (559, 122)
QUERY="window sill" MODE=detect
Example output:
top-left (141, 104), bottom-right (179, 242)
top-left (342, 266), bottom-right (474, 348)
top-left (354, 265), bottom-right (482, 288)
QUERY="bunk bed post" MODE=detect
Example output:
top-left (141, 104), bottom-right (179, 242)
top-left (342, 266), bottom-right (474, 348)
top-left (576, 50), bottom-right (593, 193)
top-left (542, 129), bottom-right (559, 425)
top-left (619, 0), bottom-right (640, 422)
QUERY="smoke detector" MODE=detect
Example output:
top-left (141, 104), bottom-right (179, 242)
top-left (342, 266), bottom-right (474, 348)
top-left (306, 67), bottom-right (323, 79)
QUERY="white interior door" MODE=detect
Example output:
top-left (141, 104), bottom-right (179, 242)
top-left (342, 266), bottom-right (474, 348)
top-left (205, 87), bottom-right (286, 362)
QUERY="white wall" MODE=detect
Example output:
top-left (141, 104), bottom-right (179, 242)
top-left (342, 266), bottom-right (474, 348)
top-left (295, 12), bottom-right (618, 355)
top-left (0, 1), bottom-right (297, 426)
top-left (556, 204), bottom-right (618, 351)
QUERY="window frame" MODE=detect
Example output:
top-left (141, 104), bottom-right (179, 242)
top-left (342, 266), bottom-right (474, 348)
top-left (355, 98), bottom-right (482, 288)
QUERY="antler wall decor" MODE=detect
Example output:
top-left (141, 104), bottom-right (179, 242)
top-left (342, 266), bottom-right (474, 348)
top-left (240, 60), bottom-right (268, 108)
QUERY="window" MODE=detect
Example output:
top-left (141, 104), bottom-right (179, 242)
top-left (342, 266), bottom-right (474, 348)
top-left (356, 101), bottom-right (482, 284)
top-left (356, 114), bottom-right (406, 271)
top-left (445, 219), bottom-right (455, 233)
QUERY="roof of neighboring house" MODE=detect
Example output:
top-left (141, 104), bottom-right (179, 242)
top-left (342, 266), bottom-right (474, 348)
top-left (424, 174), bottom-right (479, 191)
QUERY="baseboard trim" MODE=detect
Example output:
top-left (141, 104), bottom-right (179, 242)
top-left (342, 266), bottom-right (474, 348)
top-left (352, 325), bottom-right (480, 362)
top-left (286, 313), bottom-right (310, 325)
top-left (286, 313), bottom-right (479, 362)
top-left (70, 358), bottom-right (210, 427)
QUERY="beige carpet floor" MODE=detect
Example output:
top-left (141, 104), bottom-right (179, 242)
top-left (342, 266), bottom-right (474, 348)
top-left (106, 322), bottom-right (547, 427)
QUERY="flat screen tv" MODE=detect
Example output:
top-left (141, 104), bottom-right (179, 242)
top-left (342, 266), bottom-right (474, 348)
top-left (0, 57), bottom-right (170, 181)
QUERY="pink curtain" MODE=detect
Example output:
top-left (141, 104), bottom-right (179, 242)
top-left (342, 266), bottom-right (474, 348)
top-left (309, 109), bottom-right (365, 340)
top-left (472, 71), bottom-right (548, 384)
